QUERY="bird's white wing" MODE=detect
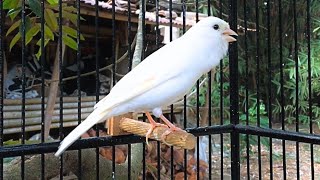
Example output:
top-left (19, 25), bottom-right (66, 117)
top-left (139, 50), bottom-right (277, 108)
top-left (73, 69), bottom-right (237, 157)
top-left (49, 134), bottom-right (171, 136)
top-left (55, 50), bottom-right (179, 157)
top-left (94, 46), bottom-right (182, 110)
top-left (55, 38), bottom-right (189, 157)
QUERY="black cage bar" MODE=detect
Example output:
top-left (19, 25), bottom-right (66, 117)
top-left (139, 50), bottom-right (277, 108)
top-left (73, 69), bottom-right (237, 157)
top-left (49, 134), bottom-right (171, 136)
top-left (0, 0), bottom-right (319, 179)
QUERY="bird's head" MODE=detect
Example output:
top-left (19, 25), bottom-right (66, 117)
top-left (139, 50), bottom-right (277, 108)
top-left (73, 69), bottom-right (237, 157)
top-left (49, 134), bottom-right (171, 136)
top-left (193, 16), bottom-right (238, 43)
top-left (180, 17), bottom-right (238, 67)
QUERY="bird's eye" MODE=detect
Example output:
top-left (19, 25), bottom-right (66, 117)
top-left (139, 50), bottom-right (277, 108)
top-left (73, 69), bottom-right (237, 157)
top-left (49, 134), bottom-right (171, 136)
top-left (213, 24), bottom-right (219, 30)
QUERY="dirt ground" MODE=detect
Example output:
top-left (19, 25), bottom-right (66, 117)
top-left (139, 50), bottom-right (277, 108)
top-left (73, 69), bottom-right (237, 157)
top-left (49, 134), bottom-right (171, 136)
top-left (238, 140), bottom-right (319, 179)
top-left (209, 124), bottom-right (320, 180)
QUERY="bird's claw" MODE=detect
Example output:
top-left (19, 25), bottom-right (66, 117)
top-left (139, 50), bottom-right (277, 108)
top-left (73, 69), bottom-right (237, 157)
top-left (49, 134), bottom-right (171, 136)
top-left (160, 126), bottom-right (183, 146)
top-left (146, 123), bottom-right (168, 145)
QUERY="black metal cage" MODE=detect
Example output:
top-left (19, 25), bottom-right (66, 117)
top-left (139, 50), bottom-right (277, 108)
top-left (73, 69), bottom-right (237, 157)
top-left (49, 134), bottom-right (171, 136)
top-left (0, 0), bottom-right (319, 179)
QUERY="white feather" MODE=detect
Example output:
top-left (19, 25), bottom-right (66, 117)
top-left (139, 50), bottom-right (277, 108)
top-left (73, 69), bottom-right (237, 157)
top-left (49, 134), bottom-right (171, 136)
top-left (55, 17), bottom-right (235, 156)
top-left (55, 108), bottom-right (111, 156)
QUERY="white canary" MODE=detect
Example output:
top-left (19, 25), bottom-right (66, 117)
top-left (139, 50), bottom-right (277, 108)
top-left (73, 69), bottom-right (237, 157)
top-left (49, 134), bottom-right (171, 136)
top-left (55, 17), bottom-right (237, 156)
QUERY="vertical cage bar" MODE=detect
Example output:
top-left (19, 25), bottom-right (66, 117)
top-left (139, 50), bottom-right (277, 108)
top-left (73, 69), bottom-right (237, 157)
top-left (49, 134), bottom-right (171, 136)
top-left (293, 0), bottom-right (299, 179)
top-left (229, 0), bottom-right (240, 179)
top-left (266, 0), bottom-right (273, 179)
top-left (243, 0), bottom-right (250, 178)
top-left (40, 0), bottom-right (46, 179)
top-left (95, 0), bottom-right (100, 102)
top-left (195, 1), bottom-right (200, 179)
top-left (142, 115), bottom-right (146, 180)
top-left (254, 0), bottom-right (262, 179)
top-left (76, 0), bottom-right (82, 179)
top-left (141, 0), bottom-right (146, 178)
top-left (306, 0), bottom-right (314, 178)
top-left (168, 0), bottom-right (174, 178)
top-left (183, 91), bottom-right (187, 180)
top-left (170, 107), bottom-right (174, 180)
top-left (207, 1), bottom-right (212, 179)
top-left (20, 0), bottom-right (27, 178)
top-left (218, 1), bottom-right (224, 179)
top-left (111, 0), bottom-right (116, 177)
top-left (127, 0), bottom-right (132, 72)
top-left (154, 0), bottom-right (161, 178)
top-left (94, 0), bottom-right (100, 179)
top-left (58, 0), bottom-right (64, 179)
top-left (94, 0), bottom-right (100, 98)
top-left (278, 0), bottom-right (286, 179)
top-left (181, 1), bottom-right (187, 179)
top-left (0, 0), bottom-right (4, 178)
top-left (127, 0), bottom-right (132, 178)
top-left (141, 0), bottom-right (146, 61)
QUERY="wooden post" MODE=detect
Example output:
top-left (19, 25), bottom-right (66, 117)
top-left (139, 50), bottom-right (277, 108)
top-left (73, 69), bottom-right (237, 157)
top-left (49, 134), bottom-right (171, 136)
top-left (44, 43), bottom-right (66, 140)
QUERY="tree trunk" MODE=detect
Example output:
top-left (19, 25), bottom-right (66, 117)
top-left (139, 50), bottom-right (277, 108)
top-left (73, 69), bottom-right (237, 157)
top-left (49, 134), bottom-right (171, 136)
top-left (131, 0), bottom-right (145, 68)
top-left (44, 43), bottom-right (66, 140)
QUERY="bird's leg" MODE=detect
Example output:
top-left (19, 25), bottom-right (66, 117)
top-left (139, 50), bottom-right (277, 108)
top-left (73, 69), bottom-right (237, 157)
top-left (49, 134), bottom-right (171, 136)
top-left (159, 115), bottom-right (182, 130)
top-left (145, 112), bottom-right (168, 144)
top-left (159, 115), bottom-right (183, 144)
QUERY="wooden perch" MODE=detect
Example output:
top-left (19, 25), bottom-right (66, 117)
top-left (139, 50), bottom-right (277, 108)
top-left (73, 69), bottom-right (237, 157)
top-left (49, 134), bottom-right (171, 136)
top-left (108, 117), bottom-right (196, 150)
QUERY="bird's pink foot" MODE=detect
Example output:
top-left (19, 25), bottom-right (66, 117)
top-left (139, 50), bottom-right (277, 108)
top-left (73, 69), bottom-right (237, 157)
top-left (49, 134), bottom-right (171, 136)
top-left (160, 126), bottom-right (184, 145)
top-left (159, 115), bottom-right (183, 145)
top-left (145, 112), bottom-right (168, 144)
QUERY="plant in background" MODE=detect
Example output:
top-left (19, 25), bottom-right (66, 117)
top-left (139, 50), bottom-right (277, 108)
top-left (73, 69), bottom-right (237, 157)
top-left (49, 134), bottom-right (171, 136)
top-left (272, 40), bottom-right (320, 125)
top-left (187, 57), bottom-right (231, 123)
top-left (240, 101), bottom-right (269, 127)
top-left (272, 16), bottom-right (320, 122)
top-left (314, 18), bottom-right (320, 36)
top-left (183, 0), bottom-right (320, 159)
top-left (239, 101), bottom-right (270, 154)
top-left (3, 0), bottom-right (87, 140)
top-left (3, 0), bottom-right (85, 59)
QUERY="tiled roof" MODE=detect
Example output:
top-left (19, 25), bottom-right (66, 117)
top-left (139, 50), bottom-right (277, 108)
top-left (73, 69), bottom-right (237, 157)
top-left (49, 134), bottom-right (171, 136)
top-left (77, 0), bottom-right (202, 27)
top-left (80, 0), bottom-right (129, 12)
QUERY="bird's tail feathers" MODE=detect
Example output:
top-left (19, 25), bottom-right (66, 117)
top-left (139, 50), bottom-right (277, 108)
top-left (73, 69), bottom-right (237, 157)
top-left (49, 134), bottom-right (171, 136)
top-left (54, 108), bottom-right (110, 156)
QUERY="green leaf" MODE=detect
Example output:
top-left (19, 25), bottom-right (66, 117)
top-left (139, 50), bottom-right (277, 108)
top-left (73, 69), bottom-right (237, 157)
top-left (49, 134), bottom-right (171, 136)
top-left (28, 0), bottom-right (42, 17)
top-left (47, 2), bottom-right (66, 10)
top-left (80, 16), bottom-right (86, 21)
top-left (3, 0), bottom-right (20, 9)
top-left (19, 16), bottom-right (32, 35)
top-left (36, 38), bottom-right (50, 46)
top-left (36, 48), bottom-right (42, 60)
top-left (35, 40), bottom-right (49, 59)
top-left (62, 35), bottom-right (78, 50)
top-left (61, 6), bottom-right (77, 12)
top-left (7, 7), bottom-right (22, 20)
top-left (9, 33), bottom-right (21, 51)
top-left (62, 26), bottom-right (85, 40)
top-left (46, 0), bottom-right (58, 5)
top-left (6, 20), bottom-right (21, 36)
top-left (313, 27), bottom-right (320, 33)
top-left (44, 24), bottom-right (55, 40)
top-left (45, 9), bottom-right (58, 31)
top-left (61, 10), bottom-right (78, 26)
top-left (25, 24), bottom-right (40, 45)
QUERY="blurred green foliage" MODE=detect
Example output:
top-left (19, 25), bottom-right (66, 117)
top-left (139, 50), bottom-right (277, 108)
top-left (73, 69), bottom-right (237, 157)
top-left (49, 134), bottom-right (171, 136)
top-left (187, 0), bottom-right (320, 126)
top-left (4, 0), bottom-right (85, 59)
top-left (185, 0), bottom-right (320, 152)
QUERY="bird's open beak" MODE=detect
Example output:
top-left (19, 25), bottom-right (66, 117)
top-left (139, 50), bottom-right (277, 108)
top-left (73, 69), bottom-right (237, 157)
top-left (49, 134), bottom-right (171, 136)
top-left (223, 28), bottom-right (238, 42)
